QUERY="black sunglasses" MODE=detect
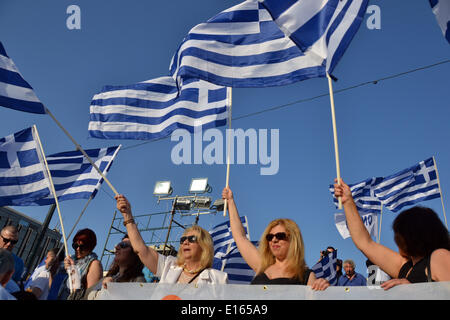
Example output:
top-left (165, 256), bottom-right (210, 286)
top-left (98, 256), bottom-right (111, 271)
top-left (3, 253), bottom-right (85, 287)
top-left (1, 235), bottom-right (18, 245)
top-left (72, 242), bottom-right (87, 251)
top-left (265, 232), bottom-right (288, 242)
top-left (115, 241), bottom-right (131, 249)
top-left (180, 235), bottom-right (198, 244)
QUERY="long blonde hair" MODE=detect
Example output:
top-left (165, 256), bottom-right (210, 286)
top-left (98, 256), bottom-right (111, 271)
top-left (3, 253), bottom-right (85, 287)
top-left (258, 218), bottom-right (308, 281)
top-left (176, 225), bottom-right (214, 269)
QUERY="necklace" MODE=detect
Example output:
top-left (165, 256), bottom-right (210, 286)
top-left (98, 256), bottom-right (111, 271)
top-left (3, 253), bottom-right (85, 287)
top-left (183, 263), bottom-right (202, 274)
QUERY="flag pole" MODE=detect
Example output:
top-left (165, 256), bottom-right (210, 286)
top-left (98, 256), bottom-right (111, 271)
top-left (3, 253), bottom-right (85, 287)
top-left (223, 87), bottom-right (232, 217)
top-left (44, 107), bottom-right (119, 196)
top-left (326, 73), bottom-right (342, 209)
top-left (432, 156), bottom-right (448, 229)
top-left (32, 125), bottom-right (73, 292)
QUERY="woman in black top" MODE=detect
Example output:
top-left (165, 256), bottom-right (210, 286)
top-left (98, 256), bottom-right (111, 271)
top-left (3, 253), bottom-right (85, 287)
top-left (334, 179), bottom-right (450, 290)
top-left (222, 187), bottom-right (329, 290)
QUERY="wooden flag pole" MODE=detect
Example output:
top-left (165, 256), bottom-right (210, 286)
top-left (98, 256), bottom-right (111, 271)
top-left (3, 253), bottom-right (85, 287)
top-left (432, 156), bottom-right (448, 229)
top-left (326, 73), bottom-right (342, 209)
top-left (45, 107), bottom-right (119, 196)
top-left (223, 87), bottom-right (232, 217)
top-left (33, 125), bottom-right (73, 292)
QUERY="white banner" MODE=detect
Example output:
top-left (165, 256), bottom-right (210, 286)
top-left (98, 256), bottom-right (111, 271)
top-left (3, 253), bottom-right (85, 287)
top-left (335, 212), bottom-right (378, 240)
top-left (95, 282), bottom-right (450, 300)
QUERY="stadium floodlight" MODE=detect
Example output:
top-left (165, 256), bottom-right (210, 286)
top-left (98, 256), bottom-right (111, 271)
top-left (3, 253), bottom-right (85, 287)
top-left (153, 181), bottom-right (173, 196)
top-left (174, 198), bottom-right (192, 211)
top-left (189, 178), bottom-right (210, 194)
top-left (192, 196), bottom-right (212, 209)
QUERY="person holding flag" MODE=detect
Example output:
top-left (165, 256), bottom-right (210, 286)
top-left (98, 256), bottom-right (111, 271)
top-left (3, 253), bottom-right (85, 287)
top-left (333, 179), bottom-right (450, 290)
top-left (222, 187), bottom-right (329, 290)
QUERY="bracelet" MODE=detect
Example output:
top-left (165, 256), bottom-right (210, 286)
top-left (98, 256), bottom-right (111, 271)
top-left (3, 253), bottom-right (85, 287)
top-left (123, 218), bottom-right (135, 227)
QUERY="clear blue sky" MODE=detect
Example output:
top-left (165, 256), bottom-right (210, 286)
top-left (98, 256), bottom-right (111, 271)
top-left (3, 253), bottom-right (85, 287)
top-left (0, 0), bottom-right (449, 276)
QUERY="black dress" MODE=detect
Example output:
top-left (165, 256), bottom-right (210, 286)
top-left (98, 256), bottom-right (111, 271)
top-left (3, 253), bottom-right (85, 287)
top-left (398, 256), bottom-right (433, 283)
top-left (250, 269), bottom-right (311, 285)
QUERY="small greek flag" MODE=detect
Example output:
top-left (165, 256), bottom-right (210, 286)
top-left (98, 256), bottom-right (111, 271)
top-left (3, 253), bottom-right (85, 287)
top-left (373, 157), bottom-right (441, 212)
top-left (89, 77), bottom-right (228, 140)
top-left (0, 42), bottom-right (46, 114)
top-left (0, 127), bottom-right (50, 206)
top-left (30, 145), bottom-right (121, 205)
top-left (429, 0), bottom-right (450, 43)
top-left (311, 250), bottom-right (338, 285)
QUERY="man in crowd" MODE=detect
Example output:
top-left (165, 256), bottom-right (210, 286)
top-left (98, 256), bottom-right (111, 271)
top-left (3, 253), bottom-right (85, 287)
top-left (0, 226), bottom-right (24, 292)
top-left (337, 259), bottom-right (367, 286)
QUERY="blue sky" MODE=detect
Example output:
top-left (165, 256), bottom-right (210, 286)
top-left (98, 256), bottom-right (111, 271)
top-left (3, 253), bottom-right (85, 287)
top-left (0, 0), bottom-right (449, 276)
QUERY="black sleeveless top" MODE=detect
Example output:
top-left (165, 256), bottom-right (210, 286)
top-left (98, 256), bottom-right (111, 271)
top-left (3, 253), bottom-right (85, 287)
top-left (398, 256), bottom-right (433, 283)
top-left (250, 269), bottom-right (311, 285)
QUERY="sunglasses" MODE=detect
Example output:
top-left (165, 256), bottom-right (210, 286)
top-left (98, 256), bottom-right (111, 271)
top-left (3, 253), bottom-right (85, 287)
top-left (265, 232), bottom-right (288, 242)
top-left (72, 242), bottom-right (87, 251)
top-left (180, 235), bottom-right (198, 244)
top-left (115, 241), bottom-right (131, 249)
top-left (1, 235), bottom-right (18, 245)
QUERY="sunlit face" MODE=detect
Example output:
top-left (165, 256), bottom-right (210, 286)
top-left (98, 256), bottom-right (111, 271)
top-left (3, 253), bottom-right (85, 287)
top-left (45, 251), bottom-right (56, 269)
top-left (180, 231), bottom-right (202, 262)
top-left (114, 239), bottom-right (132, 264)
top-left (0, 230), bottom-right (18, 251)
top-left (267, 224), bottom-right (290, 260)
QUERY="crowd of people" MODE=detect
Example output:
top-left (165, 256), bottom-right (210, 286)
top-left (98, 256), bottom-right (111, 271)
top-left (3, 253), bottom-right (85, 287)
top-left (1, 180), bottom-right (449, 300)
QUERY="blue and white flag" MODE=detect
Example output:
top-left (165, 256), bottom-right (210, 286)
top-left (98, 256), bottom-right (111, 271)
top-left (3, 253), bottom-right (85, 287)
top-left (429, 0), bottom-right (450, 43)
top-left (30, 145), bottom-right (121, 205)
top-left (329, 177), bottom-right (383, 214)
top-left (0, 127), bottom-right (50, 206)
top-left (89, 77), bottom-right (228, 140)
top-left (219, 242), bottom-right (257, 284)
top-left (0, 42), bottom-right (46, 114)
top-left (311, 250), bottom-right (338, 285)
top-left (170, 0), bottom-right (368, 88)
top-left (260, 0), bottom-right (369, 73)
top-left (210, 216), bottom-right (249, 259)
top-left (373, 157), bottom-right (441, 213)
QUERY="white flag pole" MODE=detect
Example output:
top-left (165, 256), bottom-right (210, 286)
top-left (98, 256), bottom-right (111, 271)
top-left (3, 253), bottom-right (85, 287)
top-left (45, 107), bottom-right (119, 196)
top-left (32, 125), bottom-right (73, 292)
top-left (223, 87), bottom-right (232, 217)
top-left (432, 156), bottom-right (448, 229)
top-left (326, 73), bottom-right (342, 209)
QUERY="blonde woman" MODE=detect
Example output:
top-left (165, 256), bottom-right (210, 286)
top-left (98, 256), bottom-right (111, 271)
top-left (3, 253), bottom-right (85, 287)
top-left (223, 187), bottom-right (329, 290)
top-left (115, 195), bottom-right (227, 284)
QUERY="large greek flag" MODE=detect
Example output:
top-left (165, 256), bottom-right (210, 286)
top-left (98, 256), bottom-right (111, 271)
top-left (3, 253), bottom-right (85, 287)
top-left (329, 177), bottom-right (383, 214)
top-left (170, 0), bottom-right (368, 88)
top-left (0, 42), bottom-right (46, 114)
top-left (429, 0), bottom-right (450, 43)
top-left (30, 145), bottom-right (121, 205)
top-left (311, 250), bottom-right (338, 285)
top-left (373, 157), bottom-right (441, 213)
top-left (0, 127), bottom-right (50, 206)
top-left (89, 77), bottom-right (228, 140)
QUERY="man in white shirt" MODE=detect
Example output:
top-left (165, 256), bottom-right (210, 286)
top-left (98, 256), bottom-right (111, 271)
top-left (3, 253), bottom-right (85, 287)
top-left (0, 248), bottom-right (17, 300)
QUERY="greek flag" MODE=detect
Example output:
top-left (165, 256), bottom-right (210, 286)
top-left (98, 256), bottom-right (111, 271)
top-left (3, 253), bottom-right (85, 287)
top-left (0, 42), bottom-right (46, 114)
top-left (219, 242), bottom-right (257, 284)
top-left (311, 250), bottom-right (338, 285)
top-left (0, 127), bottom-right (50, 206)
top-left (329, 177), bottom-right (383, 214)
top-left (29, 145), bottom-right (121, 205)
top-left (170, 0), bottom-right (368, 88)
top-left (429, 0), bottom-right (450, 43)
top-left (260, 0), bottom-right (369, 73)
top-left (210, 216), bottom-right (249, 259)
top-left (210, 217), bottom-right (256, 284)
top-left (373, 158), bottom-right (441, 213)
top-left (89, 77), bottom-right (228, 140)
